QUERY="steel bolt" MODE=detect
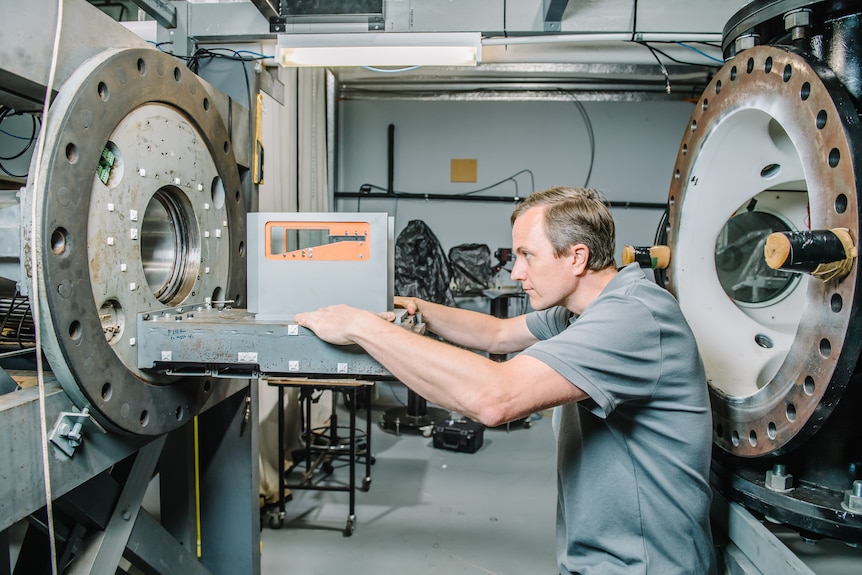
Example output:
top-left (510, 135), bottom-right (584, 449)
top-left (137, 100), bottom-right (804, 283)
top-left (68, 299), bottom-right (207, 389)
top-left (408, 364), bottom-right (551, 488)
top-left (734, 34), bottom-right (759, 54)
top-left (67, 422), bottom-right (83, 448)
top-left (784, 9), bottom-right (811, 31)
top-left (842, 480), bottom-right (862, 513)
top-left (765, 464), bottom-right (793, 492)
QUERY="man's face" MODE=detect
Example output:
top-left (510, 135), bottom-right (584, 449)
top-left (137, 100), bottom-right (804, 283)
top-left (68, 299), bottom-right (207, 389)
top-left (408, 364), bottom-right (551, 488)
top-left (510, 206), bottom-right (577, 310)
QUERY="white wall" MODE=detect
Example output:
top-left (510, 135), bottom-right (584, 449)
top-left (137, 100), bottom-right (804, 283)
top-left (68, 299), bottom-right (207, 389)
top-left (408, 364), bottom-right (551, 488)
top-left (335, 98), bottom-right (694, 263)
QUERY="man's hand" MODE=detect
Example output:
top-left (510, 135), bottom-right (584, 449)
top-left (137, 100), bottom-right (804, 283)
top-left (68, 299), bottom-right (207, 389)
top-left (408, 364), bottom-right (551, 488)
top-left (394, 295), bottom-right (423, 316)
top-left (294, 304), bottom-right (378, 346)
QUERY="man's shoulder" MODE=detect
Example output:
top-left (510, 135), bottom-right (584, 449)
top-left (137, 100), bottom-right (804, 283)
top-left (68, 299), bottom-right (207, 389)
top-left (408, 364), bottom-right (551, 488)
top-left (525, 306), bottom-right (575, 339)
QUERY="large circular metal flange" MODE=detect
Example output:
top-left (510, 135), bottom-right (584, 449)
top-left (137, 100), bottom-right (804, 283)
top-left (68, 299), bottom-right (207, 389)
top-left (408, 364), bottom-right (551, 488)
top-left (666, 45), bottom-right (862, 457)
top-left (23, 47), bottom-right (247, 435)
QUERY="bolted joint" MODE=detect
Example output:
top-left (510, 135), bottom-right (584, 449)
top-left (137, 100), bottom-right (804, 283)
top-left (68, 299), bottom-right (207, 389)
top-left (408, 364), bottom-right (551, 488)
top-left (765, 466), bottom-right (793, 492)
top-left (842, 480), bottom-right (862, 513)
top-left (784, 8), bottom-right (811, 30)
top-left (734, 33), bottom-right (760, 54)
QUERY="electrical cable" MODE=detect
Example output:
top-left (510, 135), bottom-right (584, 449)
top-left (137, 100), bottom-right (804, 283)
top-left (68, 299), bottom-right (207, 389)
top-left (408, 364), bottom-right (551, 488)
top-left (503, 0), bottom-right (508, 43)
top-left (0, 108), bottom-right (40, 178)
top-left (675, 42), bottom-right (725, 64)
top-left (639, 43), bottom-right (672, 93)
top-left (0, 111), bottom-right (39, 153)
top-left (387, 381), bottom-right (408, 406)
top-left (361, 65), bottom-right (421, 73)
top-left (179, 46), bottom-right (270, 193)
top-left (691, 40), bottom-right (723, 48)
top-left (639, 42), bottom-right (722, 68)
top-left (0, 124), bottom-right (36, 142)
top-left (0, 163), bottom-right (27, 179)
top-left (556, 89), bottom-right (596, 187)
top-left (30, 0), bottom-right (65, 571)
top-left (355, 168), bottom-right (535, 200)
top-left (463, 168), bottom-right (534, 197)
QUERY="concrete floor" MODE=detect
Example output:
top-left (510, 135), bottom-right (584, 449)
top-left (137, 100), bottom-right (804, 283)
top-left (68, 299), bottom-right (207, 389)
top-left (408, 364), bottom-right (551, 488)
top-left (260, 382), bottom-right (558, 575)
top-left (259, 382), bottom-right (862, 575)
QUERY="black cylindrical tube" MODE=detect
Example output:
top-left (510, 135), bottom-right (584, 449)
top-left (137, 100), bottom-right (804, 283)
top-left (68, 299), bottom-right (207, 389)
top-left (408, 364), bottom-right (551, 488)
top-left (631, 246), bottom-right (656, 268)
top-left (765, 229), bottom-right (852, 272)
top-left (387, 123), bottom-right (395, 195)
top-left (407, 390), bottom-right (427, 417)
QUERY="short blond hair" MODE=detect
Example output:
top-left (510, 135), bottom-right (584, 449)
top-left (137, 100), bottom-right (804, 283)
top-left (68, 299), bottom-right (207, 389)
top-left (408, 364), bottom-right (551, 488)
top-left (511, 187), bottom-right (616, 271)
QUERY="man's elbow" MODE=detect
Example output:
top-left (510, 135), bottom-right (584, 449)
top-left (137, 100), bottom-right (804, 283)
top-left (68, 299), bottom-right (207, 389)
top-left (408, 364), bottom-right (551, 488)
top-left (472, 403), bottom-right (517, 428)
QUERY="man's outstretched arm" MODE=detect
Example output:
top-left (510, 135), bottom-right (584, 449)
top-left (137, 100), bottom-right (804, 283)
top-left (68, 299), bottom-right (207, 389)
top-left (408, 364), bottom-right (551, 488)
top-left (295, 304), bottom-right (586, 426)
top-left (394, 296), bottom-right (538, 354)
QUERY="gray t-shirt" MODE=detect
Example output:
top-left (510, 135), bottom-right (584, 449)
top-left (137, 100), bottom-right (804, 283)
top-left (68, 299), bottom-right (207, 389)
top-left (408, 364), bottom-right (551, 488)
top-left (523, 264), bottom-right (716, 575)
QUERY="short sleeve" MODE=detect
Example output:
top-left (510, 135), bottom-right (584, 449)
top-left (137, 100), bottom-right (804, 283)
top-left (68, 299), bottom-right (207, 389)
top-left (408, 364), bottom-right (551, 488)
top-left (525, 306), bottom-right (574, 340)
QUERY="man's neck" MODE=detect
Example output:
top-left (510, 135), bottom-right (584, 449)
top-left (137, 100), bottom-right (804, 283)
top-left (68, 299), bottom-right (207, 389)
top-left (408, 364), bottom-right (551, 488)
top-left (567, 266), bottom-right (618, 315)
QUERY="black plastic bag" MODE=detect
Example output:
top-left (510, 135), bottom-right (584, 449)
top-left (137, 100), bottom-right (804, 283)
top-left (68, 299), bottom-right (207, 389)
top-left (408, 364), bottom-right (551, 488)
top-left (448, 243), bottom-right (492, 296)
top-left (394, 220), bottom-right (455, 306)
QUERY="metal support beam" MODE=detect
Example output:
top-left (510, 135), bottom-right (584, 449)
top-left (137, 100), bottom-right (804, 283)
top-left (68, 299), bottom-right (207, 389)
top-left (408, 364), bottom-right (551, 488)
top-left (184, 2), bottom-right (274, 43)
top-left (125, 511), bottom-right (213, 575)
top-left (0, 190), bottom-right (21, 286)
top-left (67, 436), bottom-right (166, 574)
top-left (711, 490), bottom-right (816, 574)
top-left (130, 0), bottom-right (177, 29)
top-left (0, 382), bottom-right (148, 532)
top-left (0, 528), bottom-right (10, 575)
top-left (249, 0), bottom-right (280, 21)
top-left (544, 0), bottom-right (569, 32)
top-left (157, 387), bottom-right (260, 575)
top-left (0, 0), bottom-right (148, 111)
top-left (158, 426), bottom-right (199, 557)
top-left (197, 387), bottom-right (260, 575)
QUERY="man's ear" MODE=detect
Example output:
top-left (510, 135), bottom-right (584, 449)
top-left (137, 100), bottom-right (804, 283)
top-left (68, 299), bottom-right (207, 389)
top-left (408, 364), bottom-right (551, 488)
top-left (571, 244), bottom-right (590, 275)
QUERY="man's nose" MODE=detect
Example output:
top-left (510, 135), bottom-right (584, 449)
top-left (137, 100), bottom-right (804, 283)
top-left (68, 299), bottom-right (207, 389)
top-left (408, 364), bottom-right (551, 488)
top-left (510, 257), bottom-right (525, 281)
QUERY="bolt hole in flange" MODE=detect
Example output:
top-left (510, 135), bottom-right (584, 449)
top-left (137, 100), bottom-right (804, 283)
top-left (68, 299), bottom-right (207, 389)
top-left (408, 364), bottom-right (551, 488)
top-left (51, 227), bottom-right (68, 255)
top-left (99, 299), bottom-right (125, 343)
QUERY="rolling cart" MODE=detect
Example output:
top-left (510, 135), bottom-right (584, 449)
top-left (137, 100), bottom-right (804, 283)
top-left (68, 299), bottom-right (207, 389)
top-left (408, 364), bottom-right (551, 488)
top-left (266, 377), bottom-right (374, 536)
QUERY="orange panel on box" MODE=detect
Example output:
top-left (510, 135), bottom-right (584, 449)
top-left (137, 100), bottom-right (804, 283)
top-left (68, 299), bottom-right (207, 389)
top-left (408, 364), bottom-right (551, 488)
top-left (264, 221), bottom-right (370, 261)
top-left (451, 158), bottom-right (478, 183)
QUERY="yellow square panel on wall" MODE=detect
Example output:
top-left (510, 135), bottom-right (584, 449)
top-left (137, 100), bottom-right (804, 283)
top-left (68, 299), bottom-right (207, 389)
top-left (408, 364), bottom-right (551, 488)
top-left (451, 159), bottom-right (478, 182)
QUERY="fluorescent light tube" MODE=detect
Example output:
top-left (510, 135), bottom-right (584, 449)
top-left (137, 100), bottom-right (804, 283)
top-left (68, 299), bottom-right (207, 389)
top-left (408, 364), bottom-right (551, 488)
top-left (277, 32), bottom-right (481, 67)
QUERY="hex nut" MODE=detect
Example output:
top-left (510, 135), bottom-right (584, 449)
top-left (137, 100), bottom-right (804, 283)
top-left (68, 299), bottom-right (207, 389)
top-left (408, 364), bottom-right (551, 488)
top-left (765, 469), bottom-right (793, 491)
top-left (843, 490), bottom-right (862, 513)
top-left (734, 34), bottom-right (759, 53)
top-left (784, 9), bottom-right (811, 30)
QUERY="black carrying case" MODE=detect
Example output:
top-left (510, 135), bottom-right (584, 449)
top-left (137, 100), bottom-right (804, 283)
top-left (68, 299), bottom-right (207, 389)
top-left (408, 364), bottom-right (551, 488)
top-left (432, 418), bottom-right (485, 453)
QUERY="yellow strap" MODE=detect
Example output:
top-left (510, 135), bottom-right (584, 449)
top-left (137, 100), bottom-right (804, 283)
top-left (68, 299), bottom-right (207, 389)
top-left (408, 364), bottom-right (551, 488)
top-left (194, 415), bottom-right (202, 558)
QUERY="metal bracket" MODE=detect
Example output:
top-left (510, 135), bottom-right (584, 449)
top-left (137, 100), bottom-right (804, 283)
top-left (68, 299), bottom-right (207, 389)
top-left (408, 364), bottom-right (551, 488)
top-left (544, 0), bottom-right (569, 32)
top-left (49, 407), bottom-right (107, 457)
top-left (393, 309), bottom-right (426, 335)
top-left (129, 0), bottom-right (177, 29)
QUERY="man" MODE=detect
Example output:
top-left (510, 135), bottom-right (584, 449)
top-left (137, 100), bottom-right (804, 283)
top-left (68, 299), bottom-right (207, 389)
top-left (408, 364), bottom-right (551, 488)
top-left (295, 187), bottom-right (717, 574)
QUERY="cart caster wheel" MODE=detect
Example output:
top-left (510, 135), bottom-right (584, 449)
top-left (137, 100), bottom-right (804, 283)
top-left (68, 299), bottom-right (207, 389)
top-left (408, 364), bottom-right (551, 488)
top-left (343, 516), bottom-right (356, 537)
top-left (524, 420), bottom-right (532, 429)
top-left (268, 514), bottom-right (284, 530)
top-left (361, 477), bottom-right (372, 491)
top-left (323, 461), bottom-right (335, 475)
